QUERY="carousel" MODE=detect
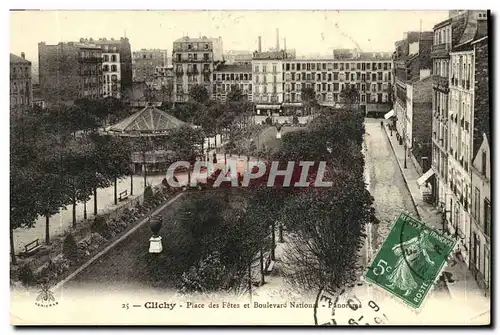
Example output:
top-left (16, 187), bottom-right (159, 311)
top-left (106, 103), bottom-right (190, 175)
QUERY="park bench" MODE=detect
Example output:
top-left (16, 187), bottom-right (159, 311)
top-left (21, 238), bottom-right (42, 257)
top-left (119, 190), bottom-right (129, 202)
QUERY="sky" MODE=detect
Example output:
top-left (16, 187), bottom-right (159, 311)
top-left (10, 10), bottom-right (449, 68)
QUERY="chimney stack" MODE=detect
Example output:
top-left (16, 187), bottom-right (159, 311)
top-left (258, 36), bottom-right (262, 52)
top-left (21, 52), bottom-right (25, 59)
top-left (276, 28), bottom-right (280, 50)
top-left (284, 38), bottom-right (287, 51)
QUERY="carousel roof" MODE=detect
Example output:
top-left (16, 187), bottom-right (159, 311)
top-left (108, 104), bottom-right (187, 136)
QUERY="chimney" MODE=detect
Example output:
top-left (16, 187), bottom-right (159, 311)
top-left (284, 38), bottom-right (287, 51)
top-left (276, 28), bottom-right (280, 50)
top-left (258, 36), bottom-right (262, 52)
top-left (21, 52), bottom-right (25, 59)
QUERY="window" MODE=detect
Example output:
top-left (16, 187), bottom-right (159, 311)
top-left (103, 65), bottom-right (109, 72)
top-left (104, 55), bottom-right (109, 62)
top-left (273, 65), bottom-right (277, 73)
top-left (111, 65), bottom-right (117, 72)
top-left (193, 53), bottom-right (198, 60)
top-left (254, 65), bottom-right (259, 73)
top-left (263, 65), bottom-right (267, 73)
top-left (333, 63), bottom-right (338, 70)
top-left (111, 55), bottom-right (117, 62)
top-left (474, 187), bottom-right (481, 221)
top-left (484, 199), bottom-right (491, 237)
top-left (481, 150), bottom-right (487, 175)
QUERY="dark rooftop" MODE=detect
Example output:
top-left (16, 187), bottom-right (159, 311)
top-left (10, 53), bottom-right (31, 64)
top-left (215, 64), bottom-right (252, 73)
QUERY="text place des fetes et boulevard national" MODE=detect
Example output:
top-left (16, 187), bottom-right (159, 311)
top-left (9, 9), bottom-right (491, 326)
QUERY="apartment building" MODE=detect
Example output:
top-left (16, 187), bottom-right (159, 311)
top-left (172, 36), bottom-right (223, 103)
top-left (405, 76), bottom-right (433, 172)
top-left (252, 50), bottom-right (285, 115)
top-left (93, 37), bottom-right (133, 92)
top-left (212, 64), bottom-right (253, 103)
top-left (133, 49), bottom-right (168, 83)
top-left (38, 41), bottom-right (103, 104)
top-left (10, 53), bottom-right (33, 116)
top-left (392, 31), bottom-right (433, 146)
top-left (282, 53), bottom-right (393, 116)
top-left (470, 132), bottom-right (491, 295)
top-left (102, 52), bottom-right (121, 98)
top-left (425, 10), bottom-right (489, 274)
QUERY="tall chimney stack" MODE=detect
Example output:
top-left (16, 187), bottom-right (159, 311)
top-left (284, 38), bottom-right (287, 51)
top-left (258, 36), bottom-right (262, 52)
top-left (21, 52), bottom-right (25, 59)
top-left (276, 28), bottom-right (280, 50)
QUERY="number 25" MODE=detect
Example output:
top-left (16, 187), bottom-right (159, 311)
top-left (373, 260), bottom-right (391, 276)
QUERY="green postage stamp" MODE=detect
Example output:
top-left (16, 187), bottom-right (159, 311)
top-left (365, 213), bottom-right (457, 309)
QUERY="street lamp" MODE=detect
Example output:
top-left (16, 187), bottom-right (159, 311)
top-left (403, 128), bottom-right (407, 169)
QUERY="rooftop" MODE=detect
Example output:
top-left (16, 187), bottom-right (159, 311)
top-left (10, 53), bottom-right (31, 64)
top-left (215, 64), bottom-right (252, 73)
top-left (108, 104), bottom-right (187, 136)
top-left (252, 50), bottom-right (287, 60)
top-left (174, 36), bottom-right (218, 43)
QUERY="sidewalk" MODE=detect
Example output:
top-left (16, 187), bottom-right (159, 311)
top-left (383, 126), bottom-right (488, 309)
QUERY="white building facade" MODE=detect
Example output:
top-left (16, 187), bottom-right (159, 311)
top-left (252, 58), bottom-right (284, 115)
top-left (103, 52), bottom-right (121, 98)
top-left (447, 49), bottom-right (474, 263)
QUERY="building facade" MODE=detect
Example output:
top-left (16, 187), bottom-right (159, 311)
top-left (405, 76), bottom-right (433, 171)
top-left (133, 49), bottom-right (168, 83)
top-left (282, 54), bottom-right (393, 116)
top-left (252, 51), bottom-right (285, 115)
top-left (213, 64), bottom-right (253, 103)
top-left (103, 52), bottom-right (121, 98)
top-left (470, 133), bottom-right (491, 294)
top-left (427, 11), bottom-right (488, 272)
top-left (39, 41), bottom-right (103, 104)
top-left (94, 37), bottom-right (133, 92)
top-left (10, 53), bottom-right (33, 116)
top-left (392, 31), bottom-right (433, 146)
top-left (172, 36), bottom-right (224, 103)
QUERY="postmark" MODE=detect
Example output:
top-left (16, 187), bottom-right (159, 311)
top-left (313, 284), bottom-right (389, 325)
top-left (365, 213), bottom-right (457, 309)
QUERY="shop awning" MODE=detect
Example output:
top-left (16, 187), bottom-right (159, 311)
top-left (416, 168), bottom-right (435, 187)
top-left (256, 104), bottom-right (281, 110)
top-left (384, 109), bottom-right (395, 119)
top-left (282, 103), bottom-right (303, 107)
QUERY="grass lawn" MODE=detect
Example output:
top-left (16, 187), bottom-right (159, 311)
top-left (61, 189), bottom-right (247, 292)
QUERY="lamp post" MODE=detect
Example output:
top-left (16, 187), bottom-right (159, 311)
top-left (403, 127), bottom-right (407, 169)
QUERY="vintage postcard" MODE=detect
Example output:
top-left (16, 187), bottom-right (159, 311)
top-left (10, 9), bottom-right (491, 326)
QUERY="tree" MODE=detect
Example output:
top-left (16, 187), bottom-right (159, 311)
top-left (226, 85), bottom-right (243, 103)
top-left (301, 87), bottom-right (318, 116)
top-left (161, 82), bottom-right (174, 104)
top-left (166, 125), bottom-right (205, 185)
top-left (340, 86), bottom-right (360, 112)
top-left (189, 84), bottom-right (210, 104)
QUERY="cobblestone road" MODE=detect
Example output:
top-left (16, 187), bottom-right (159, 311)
top-left (363, 119), bottom-right (418, 248)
